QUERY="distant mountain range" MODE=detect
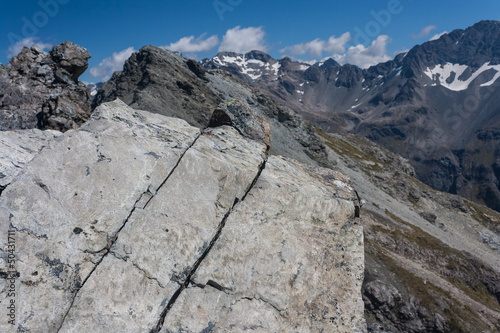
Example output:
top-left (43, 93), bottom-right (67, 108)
top-left (86, 82), bottom-right (102, 98)
top-left (201, 20), bottom-right (500, 213)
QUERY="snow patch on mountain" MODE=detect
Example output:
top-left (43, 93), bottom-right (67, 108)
top-left (481, 69), bottom-right (500, 87)
top-left (424, 62), bottom-right (500, 91)
top-left (85, 82), bottom-right (102, 99)
top-left (271, 62), bottom-right (281, 74)
top-left (211, 53), bottom-right (281, 80)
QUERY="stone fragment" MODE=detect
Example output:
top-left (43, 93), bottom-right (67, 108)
top-left (208, 100), bottom-right (271, 149)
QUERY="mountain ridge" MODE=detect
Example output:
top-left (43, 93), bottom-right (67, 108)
top-left (201, 20), bottom-right (500, 213)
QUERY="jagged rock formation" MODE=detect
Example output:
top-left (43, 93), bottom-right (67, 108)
top-left (202, 20), bottom-right (500, 214)
top-left (92, 46), bottom-right (222, 128)
top-left (0, 100), bottom-right (365, 332)
top-left (0, 42), bottom-right (92, 131)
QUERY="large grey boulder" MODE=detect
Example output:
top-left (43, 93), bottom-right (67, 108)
top-left (0, 99), bottom-right (201, 331)
top-left (0, 100), bottom-right (365, 332)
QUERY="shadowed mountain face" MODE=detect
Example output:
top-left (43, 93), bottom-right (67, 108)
top-left (202, 20), bottom-right (500, 212)
top-left (92, 46), bottom-right (222, 128)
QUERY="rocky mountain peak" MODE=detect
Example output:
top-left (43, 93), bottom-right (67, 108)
top-left (244, 49), bottom-right (273, 62)
top-left (119, 45), bottom-right (182, 76)
top-left (94, 45), bottom-right (222, 128)
top-left (201, 50), bottom-right (282, 82)
top-left (213, 50), bottom-right (241, 58)
top-left (213, 50), bottom-right (274, 63)
top-left (320, 58), bottom-right (341, 69)
top-left (402, 19), bottom-right (500, 75)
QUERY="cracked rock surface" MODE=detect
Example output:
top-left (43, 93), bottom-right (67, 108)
top-left (0, 128), bottom-right (62, 192)
top-left (0, 99), bottom-right (200, 331)
top-left (161, 156), bottom-right (365, 332)
top-left (0, 100), bottom-right (365, 332)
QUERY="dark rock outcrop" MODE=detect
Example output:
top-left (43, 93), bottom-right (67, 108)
top-left (208, 100), bottom-right (271, 149)
top-left (92, 46), bottom-right (221, 128)
top-left (0, 42), bottom-right (92, 131)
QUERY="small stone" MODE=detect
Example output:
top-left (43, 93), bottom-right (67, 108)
top-left (207, 101), bottom-right (271, 150)
top-left (419, 212), bottom-right (437, 224)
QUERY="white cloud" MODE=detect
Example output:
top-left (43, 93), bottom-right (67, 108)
top-left (7, 37), bottom-right (52, 58)
top-left (411, 25), bottom-right (437, 39)
top-left (280, 32), bottom-right (391, 69)
top-left (219, 26), bottom-right (268, 53)
top-left (325, 33), bottom-right (351, 54)
top-left (281, 38), bottom-right (324, 58)
top-left (280, 32), bottom-right (350, 58)
top-left (301, 59), bottom-right (319, 65)
top-left (89, 47), bottom-right (136, 82)
top-left (334, 35), bottom-right (392, 69)
top-left (429, 31), bottom-right (448, 41)
top-left (162, 34), bottom-right (219, 53)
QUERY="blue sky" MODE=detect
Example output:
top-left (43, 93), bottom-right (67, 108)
top-left (1, 0), bottom-right (499, 82)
